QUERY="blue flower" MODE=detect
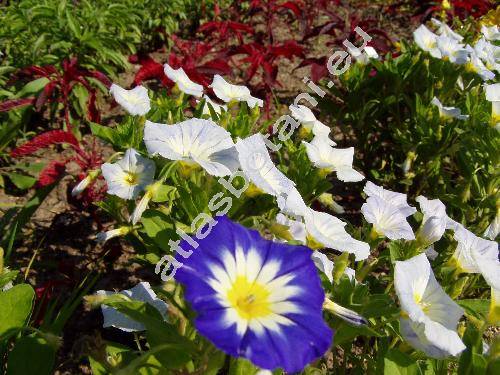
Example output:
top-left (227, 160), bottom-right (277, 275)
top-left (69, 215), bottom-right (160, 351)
top-left (175, 216), bottom-right (332, 373)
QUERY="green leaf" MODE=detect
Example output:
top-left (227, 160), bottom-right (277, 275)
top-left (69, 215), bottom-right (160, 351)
top-left (13, 77), bottom-right (50, 98)
top-left (90, 122), bottom-right (119, 146)
top-left (151, 184), bottom-right (176, 203)
top-left (384, 349), bottom-right (420, 375)
top-left (6, 335), bottom-right (56, 375)
top-left (103, 300), bottom-right (195, 369)
top-left (7, 172), bottom-right (37, 190)
top-left (458, 299), bottom-right (490, 320)
top-left (228, 358), bottom-right (260, 375)
top-left (141, 209), bottom-right (176, 252)
top-left (205, 350), bottom-right (226, 375)
top-left (0, 284), bottom-right (35, 339)
top-left (458, 324), bottom-right (487, 375)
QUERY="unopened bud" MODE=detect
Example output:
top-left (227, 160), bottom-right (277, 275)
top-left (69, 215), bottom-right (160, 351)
top-left (71, 170), bottom-right (99, 197)
top-left (318, 193), bottom-right (345, 214)
top-left (416, 216), bottom-right (445, 247)
top-left (333, 252), bottom-right (349, 284)
top-left (96, 226), bottom-right (131, 243)
top-left (323, 297), bottom-right (367, 326)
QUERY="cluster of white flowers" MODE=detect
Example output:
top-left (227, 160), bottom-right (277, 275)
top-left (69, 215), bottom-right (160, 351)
top-left (95, 61), bottom-right (498, 359)
top-left (414, 20), bottom-right (499, 81)
top-left (357, 180), bottom-right (499, 356)
top-left (414, 21), bottom-right (500, 128)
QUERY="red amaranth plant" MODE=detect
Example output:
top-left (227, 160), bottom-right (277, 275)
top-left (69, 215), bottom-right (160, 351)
top-left (1, 58), bottom-right (110, 130)
top-left (394, 0), bottom-right (495, 23)
top-left (133, 35), bottom-right (232, 88)
top-left (10, 129), bottom-right (105, 204)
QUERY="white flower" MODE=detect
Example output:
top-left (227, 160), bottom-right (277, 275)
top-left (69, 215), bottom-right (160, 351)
top-left (431, 97), bottom-right (469, 120)
top-left (245, 95), bottom-right (264, 109)
top-left (109, 84), bottom-right (150, 116)
top-left (289, 104), bottom-right (332, 137)
top-left (276, 213), bottom-right (306, 243)
top-left (348, 45), bottom-right (379, 65)
top-left (303, 137), bottom-right (364, 182)
top-left (416, 196), bottom-right (457, 245)
top-left (210, 75), bottom-right (263, 108)
top-left (277, 186), bottom-right (308, 217)
top-left (453, 226), bottom-right (500, 289)
top-left (96, 226), bottom-right (131, 243)
top-left (484, 212), bottom-right (499, 240)
top-left (303, 208), bottom-right (370, 261)
top-left (431, 18), bottom-right (463, 41)
top-left (474, 38), bottom-right (500, 63)
top-left (413, 25), bottom-right (441, 58)
top-left (144, 118), bottom-right (239, 177)
top-left (198, 95), bottom-right (227, 115)
top-left (465, 49), bottom-right (495, 81)
top-left (395, 254), bottom-right (466, 358)
top-left (235, 134), bottom-right (295, 196)
top-left (363, 181), bottom-right (417, 217)
top-left (481, 25), bottom-right (500, 41)
top-left (164, 64), bottom-right (203, 97)
top-left (361, 196), bottom-right (415, 240)
top-left (97, 282), bottom-right (167, 332)
top-left (485, 83), bottom-right (500, 124)
top-left (418, 216), bottom-right (446, 246)
top-left (436, 35), bottom-right (469, 65)
top-left (102, 149), bottom-right (156, 200)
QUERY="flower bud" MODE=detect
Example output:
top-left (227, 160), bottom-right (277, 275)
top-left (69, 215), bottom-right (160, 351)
top-left (71, 170), bottom-right (99, 197)
top-left (323, 297), bottom-right (367, 326)
top-left (416, 216), bottom-right (445, 247)
top-left (318, 193), bottom-right (345, 214)
top-left (96, 226), bottom-right (131, 243)
top-left (333, 252), bottom-right (349, 284)
top-left (402, 151), bottom-right (416, 175)
top-left (130, 191), bottom-right (153, 225)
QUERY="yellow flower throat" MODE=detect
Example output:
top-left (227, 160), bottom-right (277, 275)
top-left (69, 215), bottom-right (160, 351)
top-left (226, 276), bottom-right (271, 320)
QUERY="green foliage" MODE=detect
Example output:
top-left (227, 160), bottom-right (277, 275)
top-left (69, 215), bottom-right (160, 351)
top-left (321, 43), bottom-right (499, 233)
top-left (0, 0), bottom-right (207, 76)
top-left (0, 284), bottom-right (34, 339)
top-left (6, 335), bottom-right (57, 375)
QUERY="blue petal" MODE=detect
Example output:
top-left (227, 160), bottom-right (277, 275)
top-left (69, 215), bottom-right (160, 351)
top-left (239, 316), bottom-right (332, 373)
top-left (174, 217), bottom-right (333, 372)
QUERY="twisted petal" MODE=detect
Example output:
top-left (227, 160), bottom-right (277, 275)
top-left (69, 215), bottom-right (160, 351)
top-left (236, 134), bottom-right (295, 196)
top-left (109, 84), bottom-right (150, 116)
top-left (304, 209), bottom-right (370, 260)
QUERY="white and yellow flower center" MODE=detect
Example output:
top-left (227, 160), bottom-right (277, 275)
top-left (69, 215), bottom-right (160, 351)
top-left (414, 292), bottom-right (431, 314)
top-left (123, 171), bottom-right (139, 186)
top-left (122, 92), bottom-right (143, 105)
top-left (425, 39), bottom-right (436, 49)
top-left (226, 276), bottom-right (271, 320)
